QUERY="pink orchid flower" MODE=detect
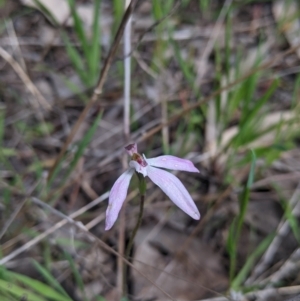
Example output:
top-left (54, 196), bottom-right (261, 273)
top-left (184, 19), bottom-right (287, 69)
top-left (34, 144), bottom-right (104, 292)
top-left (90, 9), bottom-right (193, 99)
top-left (105, 143), bottom-right (200, 230)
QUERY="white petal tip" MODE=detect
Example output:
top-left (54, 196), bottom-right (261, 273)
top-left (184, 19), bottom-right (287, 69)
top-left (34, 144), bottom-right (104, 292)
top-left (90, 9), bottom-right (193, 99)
top-left (105, 224), bottom-right (112, 231)
top-left (191, 211), bottom-right (201, 220)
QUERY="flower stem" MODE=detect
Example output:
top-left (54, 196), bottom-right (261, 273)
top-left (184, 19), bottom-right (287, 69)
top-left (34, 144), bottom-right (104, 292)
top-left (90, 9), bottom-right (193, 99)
top-left (123, 193), bottom-right (145, 296)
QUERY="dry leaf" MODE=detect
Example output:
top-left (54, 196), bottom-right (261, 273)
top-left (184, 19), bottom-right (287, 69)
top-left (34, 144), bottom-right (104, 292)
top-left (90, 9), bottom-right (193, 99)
top-left (273, 0), bottom-right (300, 59)
top-left (21, 0), bottom-right (70, 25)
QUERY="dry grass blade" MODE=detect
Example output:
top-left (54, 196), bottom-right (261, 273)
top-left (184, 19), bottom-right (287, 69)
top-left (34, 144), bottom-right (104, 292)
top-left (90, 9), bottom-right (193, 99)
top-left (0, 47), bottom-right (51, 110)
top-left (5, 19), bottom-right (27, 71)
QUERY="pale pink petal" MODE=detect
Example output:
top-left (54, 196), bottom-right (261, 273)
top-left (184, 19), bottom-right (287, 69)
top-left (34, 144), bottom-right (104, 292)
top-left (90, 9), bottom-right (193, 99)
top-left (105, 169), bottom-right (134, 230)
top-left (147, 166), bottom-right (200, 220)
top-left (147, 155), bottom-right (199, 173)
top-left (124, 143), bottom-right (137, 156)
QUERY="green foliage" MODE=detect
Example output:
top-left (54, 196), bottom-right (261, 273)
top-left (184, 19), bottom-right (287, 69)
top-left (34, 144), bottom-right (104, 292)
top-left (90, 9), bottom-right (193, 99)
top-left (199, 0), bottom-right (210, 11)
top-left (63, 110), bottom-right (103, 184)
top-left (227, 150), bottom-right (256, 283)
top-left (274, 183), bottom-right (300, 245)
top-left (33, 260), bottom-right (71, 299)
top-left (64, 252), bottom-right (89, 301)
top-left (112, 0), bottom-right (123, 35)
top-left (0, 109), bottom-right (4, 147)
top-left (231, 233), bottom-right (275, 290)
top-left (152, 0), bottom-right (174, 69)
top-left (230, 80), bottom-right (279, 149)
top-left (63, 0), bottom-right (102, 87)
top-left (47, 111), bottom-right (102, 194)
top-left (172, 40), bottom-right (195, 89)
top-left (0, 266), bottom-right (71, 301)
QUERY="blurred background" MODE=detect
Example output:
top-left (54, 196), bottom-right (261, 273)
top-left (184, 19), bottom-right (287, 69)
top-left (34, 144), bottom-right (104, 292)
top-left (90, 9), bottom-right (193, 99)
top-left (0, 0), bottom-right (300, 300)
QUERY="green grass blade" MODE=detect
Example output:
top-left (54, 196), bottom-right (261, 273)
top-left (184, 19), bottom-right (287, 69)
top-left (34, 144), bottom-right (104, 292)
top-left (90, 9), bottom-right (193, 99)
top-left (226, 218), bottom-right (237, 282)
top-left (237, 150), bottom-right (256, 232)
top-left (0, 109), bottom-right (4, 147)
top-left (64, 252), bottom-right (88, 301)
top-left (112, 0), bottom-right (123, 35)
top-left (0, 279), bottom-right (47, 301)
top-left (240, 79), bottom-right (278, 129)
top-left (247, 149), bottom-right (256, 188)
top-left (47, 152), bottom-right (67, 190)
top-left (172, 40), bottom-right (194, 85)
top-left (292, 73), bottom-right (300, 108)
top-left (63, 110), bottom-right (103, 182)
top-left (228, 150), bottom-right (256, 283)
top-left (199, 0), bottom-right (209, 11)
top-left (32, 260), bottom-right (71, 299)
top-left (152, 0), bottom-right (164, 19)
top-left (88, 0), bottom-right (101, 83)
top-left (283, 203), bottom-right (300, 245)
top-left (62, 32), bottom-right (89, 85)
top-left (231, 232), bottom-right (275, 290)
top-left (5, 271), bottom-right (70, 301)
top-left (67, 0), bottom-right (89, 60)
top-left (225, 9), bottom-right (232, 79)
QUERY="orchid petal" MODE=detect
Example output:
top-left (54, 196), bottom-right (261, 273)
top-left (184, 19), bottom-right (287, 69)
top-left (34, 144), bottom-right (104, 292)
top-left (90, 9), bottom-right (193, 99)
top-left (105, 168), bottom-right (134, 230)
top-left (147, 155), bottom-right (199, 173)
top-left (147, 166), bottom-right (200, 220)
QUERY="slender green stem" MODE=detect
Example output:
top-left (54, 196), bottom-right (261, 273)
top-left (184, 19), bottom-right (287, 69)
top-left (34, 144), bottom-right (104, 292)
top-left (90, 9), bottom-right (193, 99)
top-left (123, 193), bottom-right (145, 296)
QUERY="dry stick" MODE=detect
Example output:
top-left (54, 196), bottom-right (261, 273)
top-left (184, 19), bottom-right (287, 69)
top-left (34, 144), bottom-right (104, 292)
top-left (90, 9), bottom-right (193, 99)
top-left (47, 0), bottom-right (138, 182)
top-left (118, 0), bottom-right (133, 297)
top-left (137, 44), bottom-right (300, 145)
top-left (123, 194), bottom-right (145, 294)
top-left (123, 0), bottom-right (132, 142)
top-left (25, 197), bottom-right (176, 301)
top-left (0, 47), bottom-right (50, 110)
